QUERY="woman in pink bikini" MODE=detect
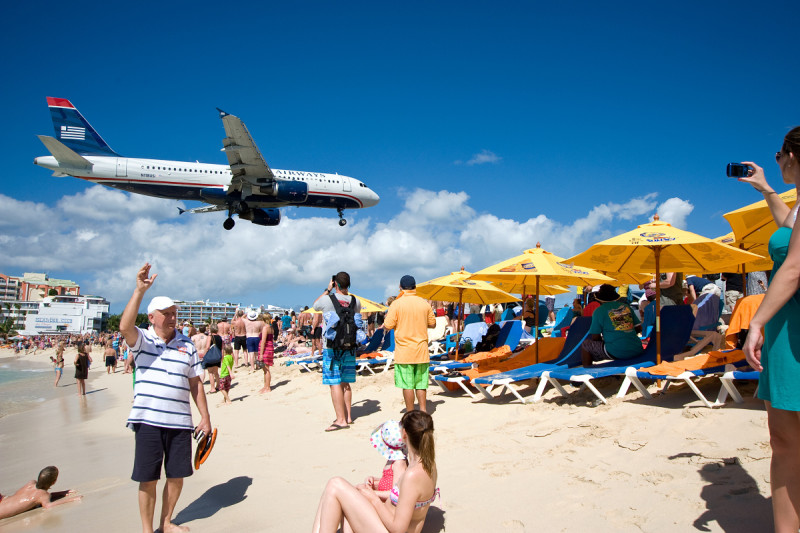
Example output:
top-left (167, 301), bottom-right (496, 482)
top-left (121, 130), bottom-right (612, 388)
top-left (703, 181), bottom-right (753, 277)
top-left (312, 410), bottom-right (438, 533)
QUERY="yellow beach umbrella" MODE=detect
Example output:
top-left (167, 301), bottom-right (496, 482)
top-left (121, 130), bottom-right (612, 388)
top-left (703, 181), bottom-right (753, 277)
top-left (723, 189), bottom-right (796, 246)
top-left (712, 233), bottom-right (773, 286)
top-left (416, 268), bottom-right (519, 360)
top-left (488, 281), bottom-right (569, 296)
top-left (349, 293), bottom-right (388, 313)
top-left (566, 216), bottom-right (763, 364)
top-left (470, 244), bottom-right (614, 361)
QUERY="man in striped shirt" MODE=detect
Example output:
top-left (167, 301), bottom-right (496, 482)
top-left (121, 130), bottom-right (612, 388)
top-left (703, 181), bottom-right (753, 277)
top-left (120, 263), bottom-right (211, 533)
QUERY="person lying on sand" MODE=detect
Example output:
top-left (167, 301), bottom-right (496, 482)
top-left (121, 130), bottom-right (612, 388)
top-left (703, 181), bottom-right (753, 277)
top-left (0, 466), bottom-right (82, 520)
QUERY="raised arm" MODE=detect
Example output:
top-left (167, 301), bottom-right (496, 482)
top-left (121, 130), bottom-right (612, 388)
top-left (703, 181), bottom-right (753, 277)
top-left (739, 161), bottom-right (792, 226)
top-left (120, 263), bottom-right (157, 347)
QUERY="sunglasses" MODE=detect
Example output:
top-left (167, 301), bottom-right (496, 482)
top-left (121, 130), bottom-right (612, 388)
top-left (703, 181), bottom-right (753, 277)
top-left (776, 151), bottom-right (783, 163)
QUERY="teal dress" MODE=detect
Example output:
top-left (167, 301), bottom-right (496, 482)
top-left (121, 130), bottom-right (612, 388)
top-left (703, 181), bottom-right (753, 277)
top-left (759, 227), bottom-right (800, 410)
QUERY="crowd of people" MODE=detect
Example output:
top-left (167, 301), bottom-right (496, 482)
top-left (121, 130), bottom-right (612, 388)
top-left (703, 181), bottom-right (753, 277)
top-left (4, 125), bottom-right (800, 532)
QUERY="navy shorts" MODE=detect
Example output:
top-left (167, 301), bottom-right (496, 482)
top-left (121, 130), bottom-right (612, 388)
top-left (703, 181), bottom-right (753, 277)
top-left (246, 337), bottom-right (260, 353)
top-left (131, 423), bottom-right (193, 482)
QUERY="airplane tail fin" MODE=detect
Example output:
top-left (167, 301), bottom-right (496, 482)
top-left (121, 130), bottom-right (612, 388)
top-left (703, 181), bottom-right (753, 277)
top-left (46, 97), bottom-right (120, 156)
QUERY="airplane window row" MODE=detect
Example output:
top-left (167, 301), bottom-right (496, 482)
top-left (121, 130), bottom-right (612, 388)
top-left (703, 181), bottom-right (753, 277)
top-left (141, 165), bottom-right (230, 175)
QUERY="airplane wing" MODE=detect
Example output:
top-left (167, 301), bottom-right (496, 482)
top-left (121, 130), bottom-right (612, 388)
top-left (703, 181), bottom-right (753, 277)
top-left (217, 109), bottom-right (274, 199)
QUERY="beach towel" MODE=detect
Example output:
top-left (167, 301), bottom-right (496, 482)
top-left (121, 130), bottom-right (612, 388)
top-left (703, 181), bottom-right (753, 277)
top-left (725, 294), bottom-right (764, 349)
top-left (638, 350), bottom-right (745, 377)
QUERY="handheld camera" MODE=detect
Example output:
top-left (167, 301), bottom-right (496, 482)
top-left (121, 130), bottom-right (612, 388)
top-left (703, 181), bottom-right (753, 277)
top-left (727, 163), bottom-right (753, 178)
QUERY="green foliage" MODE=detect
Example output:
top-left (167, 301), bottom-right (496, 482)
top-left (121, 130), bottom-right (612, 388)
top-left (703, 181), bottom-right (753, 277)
top-left (104, 313), bottom-right (148, 332)
top-left (48, 288), bottom-right (58, 296)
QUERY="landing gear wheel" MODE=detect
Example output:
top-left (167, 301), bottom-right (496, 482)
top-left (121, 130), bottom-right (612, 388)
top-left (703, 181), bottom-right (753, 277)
top-left (223, 217), bottom-right (235, 230)
top-left (336, 208), bottom-right (346, 227)
top-left (339, 219), bottom-right (347, 227)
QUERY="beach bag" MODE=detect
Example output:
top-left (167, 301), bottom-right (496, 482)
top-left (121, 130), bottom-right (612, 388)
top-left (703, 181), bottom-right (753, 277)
top-left (203, 344), bottom-right (222, 367)
top-left (329, 294), bottom-right (358, 363)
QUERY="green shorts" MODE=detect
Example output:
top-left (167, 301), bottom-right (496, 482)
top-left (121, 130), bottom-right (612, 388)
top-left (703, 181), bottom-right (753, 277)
top-left (394, 363), bottom-right (429, 390)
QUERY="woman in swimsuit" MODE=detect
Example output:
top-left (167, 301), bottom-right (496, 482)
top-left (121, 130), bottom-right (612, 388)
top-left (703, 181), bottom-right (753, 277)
top-left (312, 410), bottom-right (438, 533)
top-left (52, 342), bottom-right (65, 387)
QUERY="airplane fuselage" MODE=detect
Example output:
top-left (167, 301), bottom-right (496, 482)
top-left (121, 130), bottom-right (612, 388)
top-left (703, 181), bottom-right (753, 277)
top-left (34, 155), bottom-right (379, 211)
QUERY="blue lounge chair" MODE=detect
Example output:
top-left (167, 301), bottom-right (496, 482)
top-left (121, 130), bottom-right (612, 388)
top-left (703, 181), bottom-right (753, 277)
top-left (357, 330), bottom-right (395, 375)
top-left (539, 305), bottom-right (695, 405)
top-left (623, 350), bottom-right (749, 408)
top-left (357, 329), bottom-right (385, 355)
top-left (500, 307), bottom-right (516, 322)
top-left (469, 317), bottom-right (593, 403)
top-left (542, 306), bottom-right (574, 338)
top-left (718, 369), bottom-right (760, 404)
top-left (430, 320), bottom-right (522, 374)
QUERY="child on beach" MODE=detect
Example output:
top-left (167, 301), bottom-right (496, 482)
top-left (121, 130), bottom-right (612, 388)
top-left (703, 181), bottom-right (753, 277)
top-left (360, 420), bottom-right (408, 497)
top-left (0, 466), bottom-right (82, 520)
top-left (219, 344), bottom-right (235, 404)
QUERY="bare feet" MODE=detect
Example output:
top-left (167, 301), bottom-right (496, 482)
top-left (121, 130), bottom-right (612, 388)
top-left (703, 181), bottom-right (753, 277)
top-left (161, 522), bottom-right (190, 533)
top-left (258, 387), bottom-right (271, 394)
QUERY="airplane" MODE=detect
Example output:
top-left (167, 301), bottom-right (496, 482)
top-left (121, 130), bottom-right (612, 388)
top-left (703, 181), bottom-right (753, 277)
top-left (34, 98), bottom-right (380, 229)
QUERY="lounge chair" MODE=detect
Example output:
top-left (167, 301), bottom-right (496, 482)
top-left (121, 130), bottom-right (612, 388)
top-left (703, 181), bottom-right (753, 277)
top-left (539, 306), bottom-right (573, 338)
top-left (623, 349), bottom-right (749, 408)
top-left (500, 308), bottom-right (516, 322)
top-left (428, 316), bottom-right (452, 355)
top-left (433, 336), bottom-right (565, 398)
top-left (538, 305), bottom-right (695, 405)
top-left (718, 369), bottom-right (760, 404)
top-left (357, 331), bottom-right (395, 375)
top-left (430, 321), bottom-right (521, 374)
top-left (357, 329), bottom-right (385, 355)
top-left (468, 316), bottom-right (594, 403)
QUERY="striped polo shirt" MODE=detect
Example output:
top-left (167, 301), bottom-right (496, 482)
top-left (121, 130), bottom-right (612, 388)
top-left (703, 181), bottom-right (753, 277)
top-left (126, 326), bottom-right (202, 431)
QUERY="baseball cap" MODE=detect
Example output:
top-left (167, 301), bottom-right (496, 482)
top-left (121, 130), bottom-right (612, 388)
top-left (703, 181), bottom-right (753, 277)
top-left (400, 275), bottom-right (416, 290)
top-left (147, 296), bottom-right (176, 314)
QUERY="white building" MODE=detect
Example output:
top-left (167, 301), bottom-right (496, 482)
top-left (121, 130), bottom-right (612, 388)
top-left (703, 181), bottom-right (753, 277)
top-left (21, 295), bottom-right (109, 335)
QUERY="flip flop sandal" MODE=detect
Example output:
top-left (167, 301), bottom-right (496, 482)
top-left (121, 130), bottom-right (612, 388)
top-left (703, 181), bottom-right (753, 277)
top-left (325, 423), bottom-right (350, 432)
top-left (193, 428), bottom-right (218, 469)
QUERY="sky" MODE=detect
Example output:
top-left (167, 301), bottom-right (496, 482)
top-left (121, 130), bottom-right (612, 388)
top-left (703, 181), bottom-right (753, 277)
top-left (1, 1), bottom-right (798, 313)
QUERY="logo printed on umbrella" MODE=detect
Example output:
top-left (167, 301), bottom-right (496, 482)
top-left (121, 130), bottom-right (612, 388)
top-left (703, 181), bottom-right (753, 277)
top-left (639, 232), bottom-right (675, 243)
top-left (500, 262), bottom-right (537, 272)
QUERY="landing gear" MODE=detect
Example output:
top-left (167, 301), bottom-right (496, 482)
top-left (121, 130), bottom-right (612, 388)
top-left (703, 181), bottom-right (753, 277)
top-left (337, 208), bottom-right (347, 227)
top-left (223, 217), bottom-right (235, 230)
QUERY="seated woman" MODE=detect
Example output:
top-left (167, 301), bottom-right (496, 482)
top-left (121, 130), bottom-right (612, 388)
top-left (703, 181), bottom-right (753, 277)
top-left (312, 411), bottom-right (438, 533)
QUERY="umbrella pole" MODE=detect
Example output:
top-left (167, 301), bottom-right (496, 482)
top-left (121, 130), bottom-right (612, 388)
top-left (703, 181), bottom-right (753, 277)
top-left (740, 244), bottom-right (748, 297)
top-left (535, 277), bottom-right (540, 363)
top-left (454, 290), bottom-right (463, 361)
top-left (654, 247), bottom-right (662, 366)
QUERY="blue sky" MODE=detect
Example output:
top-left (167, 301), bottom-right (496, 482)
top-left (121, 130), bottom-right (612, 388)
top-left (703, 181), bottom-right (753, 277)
top-left (1, 2), bottom-right (798, 312)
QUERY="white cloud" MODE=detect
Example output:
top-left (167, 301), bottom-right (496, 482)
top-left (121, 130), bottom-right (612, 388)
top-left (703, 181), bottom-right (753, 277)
top-left (455, 149), bottom-right (502, 166)
top-left (655, 197), bottom-right (694, 229)
top-left (0, 185), bottom-right (693, 309)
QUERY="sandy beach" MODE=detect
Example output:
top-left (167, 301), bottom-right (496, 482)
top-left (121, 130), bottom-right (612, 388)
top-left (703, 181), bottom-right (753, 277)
top-left (0, 345), bottom-right (773, 532)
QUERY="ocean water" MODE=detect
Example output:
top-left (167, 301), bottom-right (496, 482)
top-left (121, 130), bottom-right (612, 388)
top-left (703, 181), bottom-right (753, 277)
top-left (0, 358), bottom-right (59, 417)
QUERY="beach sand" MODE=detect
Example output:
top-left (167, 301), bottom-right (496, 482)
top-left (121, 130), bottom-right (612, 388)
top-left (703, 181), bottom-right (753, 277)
top-left (0, 346), bottom-right (773, 532)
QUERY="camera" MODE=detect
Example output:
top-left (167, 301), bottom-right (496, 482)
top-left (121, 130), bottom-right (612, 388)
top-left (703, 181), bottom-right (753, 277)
top-left (727, 163), bottom-right (753, 178)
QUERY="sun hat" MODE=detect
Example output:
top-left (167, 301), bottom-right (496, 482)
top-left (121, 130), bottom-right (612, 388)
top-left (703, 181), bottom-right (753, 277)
top-left (400, 275), bottom-right (416, 290)
top-left (595, 284), bottom-right (620, 303)
top-left (147, 296), bottom-right (176, 314)
top-left (247, 310), bottom-right (258, 320)
top-left (370, 420), bottom-right (406, 461)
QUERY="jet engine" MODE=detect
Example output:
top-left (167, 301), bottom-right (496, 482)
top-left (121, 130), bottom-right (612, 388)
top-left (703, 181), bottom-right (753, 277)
top-left (260, 180), bottom-right (308, 203)
top-left (239, 207), bottom-right (281, 226)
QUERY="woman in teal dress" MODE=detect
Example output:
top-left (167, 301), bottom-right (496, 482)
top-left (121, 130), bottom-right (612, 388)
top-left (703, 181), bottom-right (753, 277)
top-left (741, 126), bottom-right (800, 532)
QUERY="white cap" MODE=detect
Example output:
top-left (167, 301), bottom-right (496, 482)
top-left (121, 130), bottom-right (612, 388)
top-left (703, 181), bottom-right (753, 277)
top-left (147, 296), bottom-right (177, 314)
top-left (247, 310), bottom-right (258, 320)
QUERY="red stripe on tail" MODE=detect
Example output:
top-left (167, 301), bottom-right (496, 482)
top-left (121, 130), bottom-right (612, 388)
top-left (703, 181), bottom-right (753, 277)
top-left (46, 97), bottom-right (75, 108)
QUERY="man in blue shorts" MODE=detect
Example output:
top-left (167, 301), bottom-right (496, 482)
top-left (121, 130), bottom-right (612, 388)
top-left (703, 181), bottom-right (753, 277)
top-left (120, 263), bottom-right (211, 533)
top-left (314, 272), bottom-right (361, 432)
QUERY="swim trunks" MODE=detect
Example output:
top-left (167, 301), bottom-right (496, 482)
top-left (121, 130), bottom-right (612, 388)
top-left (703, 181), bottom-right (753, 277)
top-left (246, 337), bottom-right (260, 354)
top-left (131, 423), bottom-right (192, 482)
top-left (233, 336), bottom-right (247, 350)
top-left (322, 349), bottom-right (356, 385)
top-left (106, 356), bottom-right (116, 367)
top-left (312, 326), bottom-right (322, 340)
top-left (394, 363), bottom-right (429, 390)
top-left (219, 375), bottom-right (232, 392)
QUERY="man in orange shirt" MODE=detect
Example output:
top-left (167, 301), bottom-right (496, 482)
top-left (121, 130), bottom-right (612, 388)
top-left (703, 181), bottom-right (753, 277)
top-left (384, 275), bottom-right (436, 413)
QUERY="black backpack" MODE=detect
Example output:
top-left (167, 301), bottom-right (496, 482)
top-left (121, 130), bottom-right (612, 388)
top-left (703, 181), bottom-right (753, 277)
top-left (329, 294), bottom-right (358, 362)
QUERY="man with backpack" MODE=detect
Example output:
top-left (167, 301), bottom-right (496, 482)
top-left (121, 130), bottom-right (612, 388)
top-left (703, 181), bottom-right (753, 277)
top-left (384, 275), bottom-right (436, 413)
top-left (313, 271), bottom-right (361, 432)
